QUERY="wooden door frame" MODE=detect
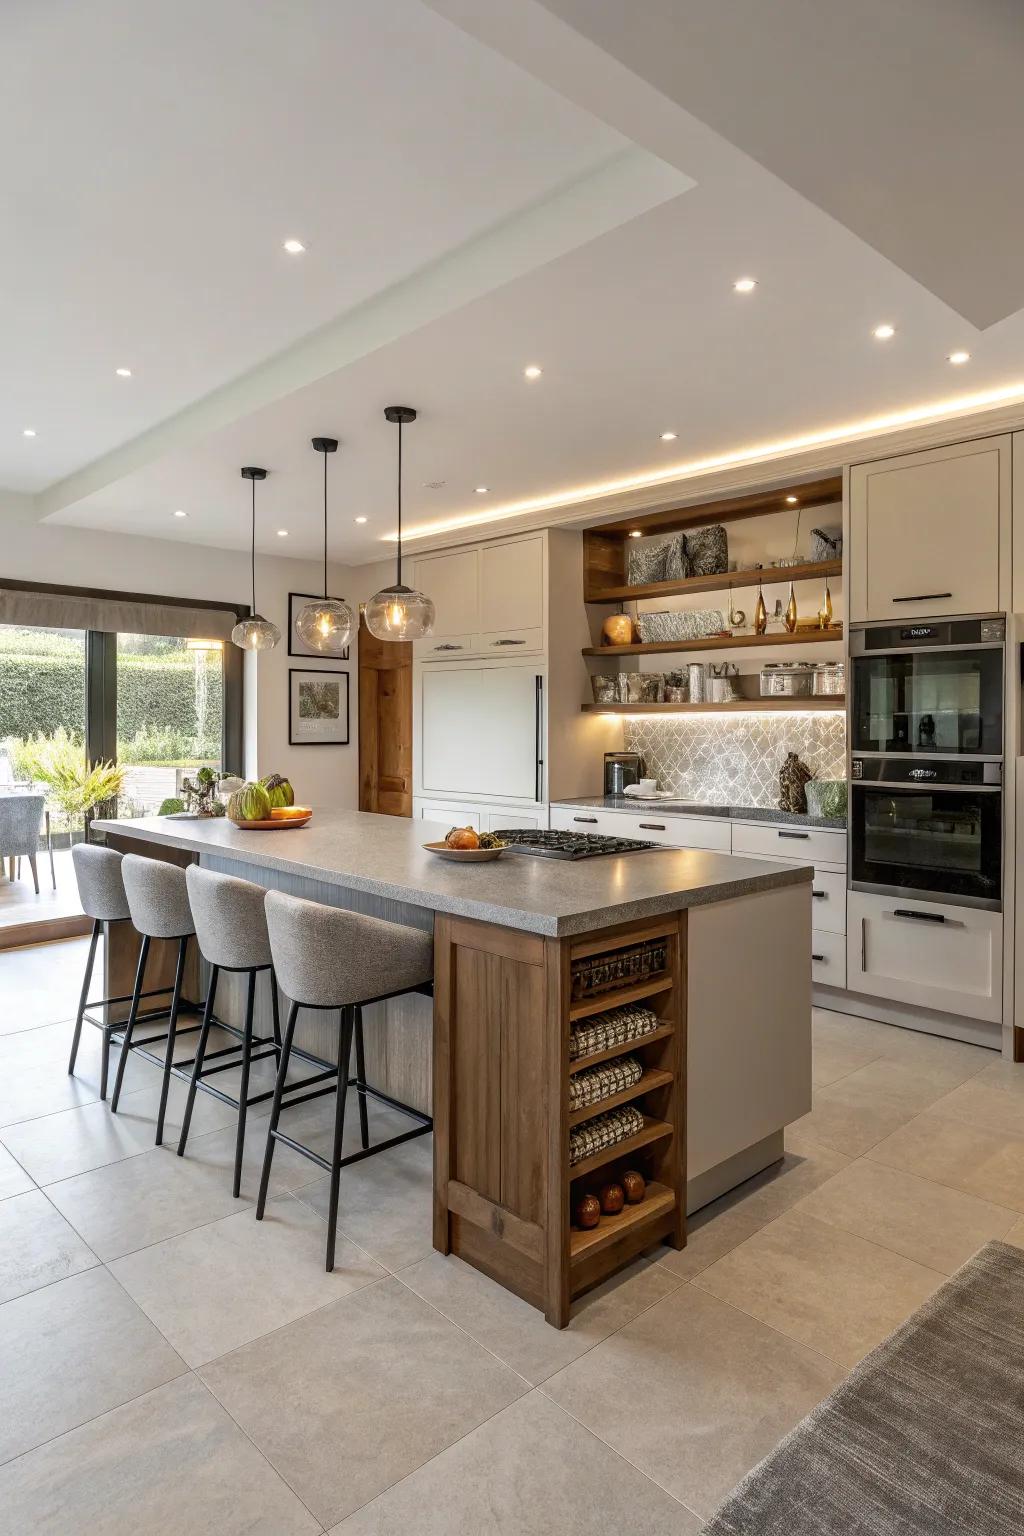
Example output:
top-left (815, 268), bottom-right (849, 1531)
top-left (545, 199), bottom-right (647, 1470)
top-left (357, 612), bottom-right (413, 816)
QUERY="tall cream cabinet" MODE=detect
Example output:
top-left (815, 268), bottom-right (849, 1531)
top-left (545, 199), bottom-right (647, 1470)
top-left (849, 435), bottom-right (1011, 622)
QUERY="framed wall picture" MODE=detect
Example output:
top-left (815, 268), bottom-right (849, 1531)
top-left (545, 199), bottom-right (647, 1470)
top-left (287, 592), bottom-right (350, 659)
top-left (289, 668), bottom-right (350, 745)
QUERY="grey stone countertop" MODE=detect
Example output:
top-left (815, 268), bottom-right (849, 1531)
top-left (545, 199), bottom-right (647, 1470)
top-left (91, 809), bottom-right (811, 939)
top-left (552, 796), bottom-right (847, 831)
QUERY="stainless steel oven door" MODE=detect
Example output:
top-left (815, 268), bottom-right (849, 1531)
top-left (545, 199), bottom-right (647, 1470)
top-left (850, 776), bottom-right (1002, 911)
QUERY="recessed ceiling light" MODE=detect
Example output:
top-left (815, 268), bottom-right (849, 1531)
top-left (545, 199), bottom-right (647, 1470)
top-left (872, 323), bottom-right (896, 340)
top-left (628, 530), bottom-right (643, 539)
top-left (474, 486), bottom-right (489, 494)
top-left (173, 509), bottom-right (187, 518)
top-left (785, 495), bottom-right (799, 504)
top-left (115, 367), bottom-right (132, 378)
top-left (733, 277), bottom-right (757, 293)
top-left (524, 364), bottom-right (542, 379)
top-left (276, 529), bottom-right (288, 537)
top-left (22, 428), bottom-right (36, 437)
top-left (283, 238), bottom-right (306, 254)
top-left (660, 432), bottom-right (677, 442)
top-left (948, 350), bottom-right (971, 365)
top-left (355, 516), bottom-right (368, 524)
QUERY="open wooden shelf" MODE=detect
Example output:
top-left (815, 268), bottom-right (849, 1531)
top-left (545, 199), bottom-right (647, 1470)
top-left (570, 1116), bottom-right (673, 1180)
top-left (586, 557), bottom-right (842, 605)
top-left (583, 626), bottom-right (844, 658)
top-left (568, 975), bottom-right (672, 1023)
top-left (582, 697), bottom-right (845, 716)
top-left (569, 1022), bottom-right (675, 1073)
top-left (570, 1181), bottom-right (676, 1263)
top-left (569, 1067), bottom-right (674, 1128)
top-left (586, 474), bottom-right (842, 540)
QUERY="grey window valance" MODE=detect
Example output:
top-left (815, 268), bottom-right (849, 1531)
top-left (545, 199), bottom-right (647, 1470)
top-left (0, 584), bottom-right (239, 642)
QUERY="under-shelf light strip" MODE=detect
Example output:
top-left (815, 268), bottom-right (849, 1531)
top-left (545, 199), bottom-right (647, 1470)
top-left (605, 708), bottom-right (840, 720)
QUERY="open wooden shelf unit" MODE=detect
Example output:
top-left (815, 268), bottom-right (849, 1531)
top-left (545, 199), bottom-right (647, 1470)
top-left (588, 557), bottom-right (842, 606)
top-left (582, 626), bottom-right (844, 658)
top-left (582, 696), bottom-right (845, 716)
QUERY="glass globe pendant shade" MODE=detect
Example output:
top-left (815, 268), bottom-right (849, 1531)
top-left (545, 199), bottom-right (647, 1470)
top-left (364, 584), bottom-right (436, 641)
top-left (230, 614), bottom-right (281, 651)
top-left (294, 597), bottom-right (353, 654)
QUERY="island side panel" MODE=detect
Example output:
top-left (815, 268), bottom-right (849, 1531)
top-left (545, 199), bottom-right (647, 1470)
top-left (685, 880), bottom-right (812, 1212)
top-left (103, 832), bottom-right (202, 1021)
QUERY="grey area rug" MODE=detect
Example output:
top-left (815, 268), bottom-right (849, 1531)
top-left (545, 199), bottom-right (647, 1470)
top-left (701, 1240), bottom-right (1024, 1535)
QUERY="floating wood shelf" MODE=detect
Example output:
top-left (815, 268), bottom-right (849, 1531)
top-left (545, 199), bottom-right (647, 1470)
top-left (583, 627), bottom-right (844, 658)
top-left (569, 1067), bottom-right (674, 1128)
top-left (585, 558), bottom-right (842, 605)
top-left (587, 475), bottom-right (842, 540)
top-left (570, 1116), bottom-right (674, 1180)
top-left (570, 1181), bottom-right (676, 1263)
top-left (569, 1022), bottom-right (675, 1071)
top-left (568, 976), bottom-right (673, 1023)
top-left (582, 697), bottom-right (845, 716)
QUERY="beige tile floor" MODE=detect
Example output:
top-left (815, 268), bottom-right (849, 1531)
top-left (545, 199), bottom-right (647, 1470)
top-left (0, 938), bottom-right (1020, 1533)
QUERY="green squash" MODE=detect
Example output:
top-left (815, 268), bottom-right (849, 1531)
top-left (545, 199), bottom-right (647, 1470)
top-left (228, 781), bottom-right (272, 823)
top-left (260, 773), bottom-right (295, 809)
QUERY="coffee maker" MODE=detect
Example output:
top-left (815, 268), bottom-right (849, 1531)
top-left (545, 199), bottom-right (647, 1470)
top-left (604, 752), bottom-right (644, 796)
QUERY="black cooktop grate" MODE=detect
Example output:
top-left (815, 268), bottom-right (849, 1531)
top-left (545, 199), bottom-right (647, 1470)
top-left (491, 829), bottom-right (658, 859)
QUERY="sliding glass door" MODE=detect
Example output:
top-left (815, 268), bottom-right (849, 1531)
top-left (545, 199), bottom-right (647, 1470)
top-left (115, 634), bottom-right (225, 816)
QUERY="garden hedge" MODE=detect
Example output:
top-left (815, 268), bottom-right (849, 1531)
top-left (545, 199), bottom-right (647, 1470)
top-left (0, 653), bottom-right (222, 749)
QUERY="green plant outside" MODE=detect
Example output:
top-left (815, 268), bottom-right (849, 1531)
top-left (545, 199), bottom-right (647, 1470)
top-left (12, 726), bottom-right (125, 829)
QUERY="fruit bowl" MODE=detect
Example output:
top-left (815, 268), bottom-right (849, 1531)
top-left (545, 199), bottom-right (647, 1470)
top-left (231, 808), bottom-right (312, 831)
top-left (422, 841), bottom-right (505, 862)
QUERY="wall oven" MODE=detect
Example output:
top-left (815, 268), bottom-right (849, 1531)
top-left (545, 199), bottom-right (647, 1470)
top-left (849, 615), bottom-right (1004, 758)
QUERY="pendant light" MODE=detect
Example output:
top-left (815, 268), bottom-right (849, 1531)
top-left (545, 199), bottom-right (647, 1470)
top-left (365, 405), bottom-right (435, 641)
top-left (294, 437), bottom-right (353, 654)
top-left (231, 467), bottom-right (281, 651)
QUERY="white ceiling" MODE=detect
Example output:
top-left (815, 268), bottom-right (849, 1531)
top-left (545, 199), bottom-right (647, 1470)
top-left (9, 1), bottom-right (1024, 566)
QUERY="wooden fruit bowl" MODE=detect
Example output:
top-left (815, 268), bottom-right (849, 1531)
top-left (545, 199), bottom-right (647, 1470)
top-left (231, 808), bottom-right (312, 831)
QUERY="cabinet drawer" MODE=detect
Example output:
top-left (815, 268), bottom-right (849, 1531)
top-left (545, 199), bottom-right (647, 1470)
top-left (847, 892), bottom-right (1002, 1023)
top-left (415, 799), bottom-right (482, 832)
top-left (475, 626), bottom-right (544, 656)
top-left (617, 812), bottom-right (731, 852)
top-left (550, 806), bottom-right (622, 836)
top-left (809, 870), bottom-right (847, 934)
top-left (417, 636), bottom-right (480, 660)
top-left (486, 809), bottom-right (545, 832)
top-left (732, 821), bottom-right (847, 867)
top-left (812, 929), bottom-right (847, 988)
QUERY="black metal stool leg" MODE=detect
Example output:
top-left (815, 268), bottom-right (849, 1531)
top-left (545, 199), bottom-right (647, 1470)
top-left (110, 934), bottom-right (150, 1112)
top-left (353, 1005), bottom-right (370, 1151)
top-left (154, 936), bottom-right (188, 1147)
top-left (68, 919), bottom-right (101, 1079)
top-left (256, 1001), bottom-right (298, 1220)
top-left (326, 1007), bottom-right (355, 1273)
top-left (232, 969), bottom-right (257, 1198)
top-left (177, 965), bottom-right (219, 1157)
top-left (270, 969), bottom-right (282, 1066)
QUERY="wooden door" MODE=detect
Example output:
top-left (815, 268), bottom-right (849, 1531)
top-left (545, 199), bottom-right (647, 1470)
top-left (358, 615), bottom-right (412, 816)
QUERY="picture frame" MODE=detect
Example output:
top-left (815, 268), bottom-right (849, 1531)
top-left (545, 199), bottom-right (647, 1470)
top-left (288, 668), bottom-right (350, 746)
top-left (287, 592), bottom-right (350, 659)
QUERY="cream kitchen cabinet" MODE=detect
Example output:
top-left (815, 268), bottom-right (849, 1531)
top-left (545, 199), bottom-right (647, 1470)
top-left (847, 890), bottom-right (1002, 1023)
top-left (548, 804), bottom-right (731, 851)
top-left (414, 798), bottom-right (545, 832)
top-left (412, 533), bottom-right (545, 659)
top-left (849, 436), bottom-right (1009, 622)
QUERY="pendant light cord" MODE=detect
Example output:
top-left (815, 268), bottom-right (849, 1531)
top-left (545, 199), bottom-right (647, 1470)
top-left (250, 476), bottom-right (257, 616)
top-left (396, 416), bottom-right (403, 587)
top-left (323, 449), bottom-right (328, 599)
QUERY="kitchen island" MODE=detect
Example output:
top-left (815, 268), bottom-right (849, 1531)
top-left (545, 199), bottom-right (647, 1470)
top-left (93, 810), bottom-right (812, 1326)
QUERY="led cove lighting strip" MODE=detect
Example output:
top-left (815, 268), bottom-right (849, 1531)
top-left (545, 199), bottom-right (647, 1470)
top-left (605, 709), bottom-right (837, 721)
top-left (386, 380), bottom-right (1024, 544)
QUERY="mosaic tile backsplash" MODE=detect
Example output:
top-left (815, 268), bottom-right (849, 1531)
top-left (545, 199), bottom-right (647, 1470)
top-left (625, 715), bottom-right (847, 808)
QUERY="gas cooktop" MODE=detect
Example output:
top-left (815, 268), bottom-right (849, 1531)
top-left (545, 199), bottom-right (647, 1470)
top-left (492, 829), bottom-right (658, 860)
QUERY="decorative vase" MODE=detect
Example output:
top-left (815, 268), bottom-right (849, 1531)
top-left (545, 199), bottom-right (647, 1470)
top-left (779, 751), bottom-right (814, 814)
top-left (784, 583), bottom-right (798, 633)
top-left (754, 582), bottom-right (767, 636)
top-left (602, 613), bottom-right (634, 646)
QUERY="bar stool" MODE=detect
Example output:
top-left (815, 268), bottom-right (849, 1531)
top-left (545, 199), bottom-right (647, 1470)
top-left (67, 843), bottom-right (170, 1099)
top-left (257, 889), bottom-right (434, 1270)
top-left (176, 865), bottom-right (286, 1197)
top-left (110, 854), bottom-right (196, 1145)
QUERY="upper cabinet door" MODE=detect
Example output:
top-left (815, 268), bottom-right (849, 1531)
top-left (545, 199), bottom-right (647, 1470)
top-left (477, 535), bottom-right (545, 653)
top-left (412, 548), bottom-right (480, 659)
top-left (849, 437), bottom-right (1008, 622)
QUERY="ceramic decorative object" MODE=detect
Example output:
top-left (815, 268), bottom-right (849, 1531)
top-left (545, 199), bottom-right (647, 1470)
top-left (819, 583), bottom-right (833, 628)
top-left (590, 673), bottom-right (618, 704)
top-left (638, 674), bottom-right (663, 703)
top-left (685, 524), bottom-right (728, 576)
top-left (599, 1182), bottom-right (625, 1215)
top-left (602, 613), bottom-right (634, 646)
top-left (687, 662), bottom-right (706, 703)
top-left (784, 583), bottom-right (798, 633)
top-left (805, 779), bottom-right (848, 819)
top-left (779, 751), bottom-right (814, 814)
top-left (626, 539), bottom-right (670, 586)
top-left (636, 608), bottom-right (726, 643)
top-left (812, 661), bottom-right (845, 696)
top-left (664, 533), bottom-right (689, 580)
top-left (753, 581), bottom-right (767, 635)
top-left (622, 1170), bottom-right (646, 1204)
top-left (664, 684), bottom-right (688, 703)
top-left (619, 672), bottom-right (645, 703)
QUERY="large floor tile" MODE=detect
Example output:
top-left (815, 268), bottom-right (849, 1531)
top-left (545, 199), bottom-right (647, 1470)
top-left (201, 1275), bottom-right (526, 1529)
top-left (0, 1141), bottom-right (33, 1200)
top-left (929, 1061), bottom-right (1024, 1139)
top-left (650, 1135), bottom-right (850, 1280)
top-left (543, 1282), bottom-right (842, 1519)
top-left (0, 1021), bottom-right (101, 1126)
top-left (695, 1207), bottom-right (941, 1367)
top-left (400, 1251), bottom-right (681, 1385)
top-left (0, 1188), bottom-right (97, 1303)
top-left (0, 1071), bottom-right (240, 1187)
top-left (0, 1372), bottom-right (320, 1535)
top-left (0, 936), bottom-right (93, 1035)
top-left (296, 1136), bottom-right (434, 1272)
top-left (871, 1024), bottom-right (994, 1079)
top-left (112, 1194), bottom-right (384, 1367)
top-left (0, 1267), bottom-right (185, 1465)
top-left (793, 1156), bottom-right (1018, 1274)
top-left (791, 1066), bottom-right (934, 1157)
top-left (811, 1019), bottom-right (885, 1088)
top-left (330, 1389), bottom-right (699, 1535)
top-left (867, 1111), bottom-right (1024, 1212)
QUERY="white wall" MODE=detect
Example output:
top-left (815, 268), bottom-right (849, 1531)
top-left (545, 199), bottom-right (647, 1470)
top-left (0, 495), bottom-right (361, 809)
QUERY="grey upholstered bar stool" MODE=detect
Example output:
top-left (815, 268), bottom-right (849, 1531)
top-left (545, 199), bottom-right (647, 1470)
top-left (176, 865), bottom-right (285, 1197)
top-left (258, 889), bottom-right (433, 1271)
top-left (67, 843), bottom-right (170, 1099)
top-left (110, 854), bottom-right (196, 1144)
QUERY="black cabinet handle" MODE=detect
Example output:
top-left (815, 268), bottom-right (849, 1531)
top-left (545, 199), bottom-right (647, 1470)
top-left (433, 643), bottom-right (463, 651)
top-left (893, 908), bottom-right (946, 924)
top-left (812, 890), bottom-right (826, 899)
top-left (891, 593), bottom-right (952, 603)
top-left (778, 830), bottom-right (809, 839)
top-left (573, 815), bottom-right (598, 824)
top-left (492, 638), bottom-right (526, 646)
top-left (638, 823), bottom-right (666, 831)
top-left (812, 953), bottom-right (826, 962)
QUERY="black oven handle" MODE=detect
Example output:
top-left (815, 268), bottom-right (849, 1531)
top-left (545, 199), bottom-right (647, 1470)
top-left (892, 908), bottom-right (946, 924)
top-left (851, 780), bottom-right (1001, 794)
top-left (890, 593), bottom-right (953, 603)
